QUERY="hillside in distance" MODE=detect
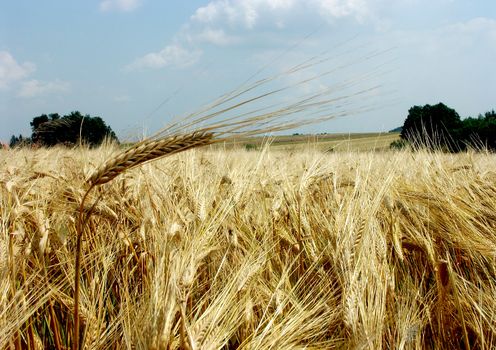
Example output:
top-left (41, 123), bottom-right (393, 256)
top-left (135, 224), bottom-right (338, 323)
top-left (221, 132), bottom-right (400, 152)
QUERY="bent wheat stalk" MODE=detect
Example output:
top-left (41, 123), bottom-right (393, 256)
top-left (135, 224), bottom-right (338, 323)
top-left (88, 131), bottom-right (215, 186)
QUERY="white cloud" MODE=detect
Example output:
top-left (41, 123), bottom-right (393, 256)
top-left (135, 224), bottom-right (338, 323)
top-left (0, 51), bottom-right (71, 98)
top-left (191, 0), bottom-right (370, 29)
top-left (126, 44), bottom-right (202, 71)
top-left (196, 28), bottom-right (239, 45)
top-left (191, 1), bottom-right (227, 24)
top-left (99, 0), bottom-right (142, 12)
top-left (313, 0), bottom-right (370, 21)
top-left (18, 79), bottom-right (70, 98)
top-left (0, 51), bottom-right (36, 89)
top-left (127, 0), bottom-right (377, 71)
top-left (191, 0), bottom-right (299, 29)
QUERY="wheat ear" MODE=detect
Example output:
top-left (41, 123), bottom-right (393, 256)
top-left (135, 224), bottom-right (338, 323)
top-left (88, 131), bottom-right (215, 186)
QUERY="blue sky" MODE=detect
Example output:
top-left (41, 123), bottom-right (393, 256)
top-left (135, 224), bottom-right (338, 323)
top-left (1, 0), bottom-right (495, 142)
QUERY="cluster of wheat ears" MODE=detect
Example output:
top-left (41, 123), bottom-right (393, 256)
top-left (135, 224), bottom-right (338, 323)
top-left (1, 51), bottom-right (496, 349)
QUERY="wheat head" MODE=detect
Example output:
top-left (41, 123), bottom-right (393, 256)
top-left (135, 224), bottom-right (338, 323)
top-left (87, 131), bottom-right (215, 186)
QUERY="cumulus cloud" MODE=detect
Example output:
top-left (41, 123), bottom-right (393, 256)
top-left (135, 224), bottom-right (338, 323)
top-left (127, 0), bottom-right (377, 71)
top-left (18, 79), bottom-right (70, 98)
top-left (0, 51), bottom-right (36, 89)
top-left (99, 0), bottom-right (142, 12)
top-left (313, 0), bottom-right (370, 22)
top-left (191, 0), bottom-right (300, 28)
top-left (0, 51), bottom-right (70, 97)
top-left (191, 0), bottom-right (371, 28)
top-left (126, 44), bottom-right (202, 70)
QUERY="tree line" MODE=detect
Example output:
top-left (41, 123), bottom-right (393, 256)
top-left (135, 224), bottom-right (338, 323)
top-left (9, 111), bottom-right (118, 148)
top-left (393, 103), bottom-right (495, 151)
top-left (6, 104), bottom-right (494, 151)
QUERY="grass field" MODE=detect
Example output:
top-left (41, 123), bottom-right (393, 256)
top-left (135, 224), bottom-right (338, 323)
top-left (222, 132), bottom-right (401, 152)
top-left (1, 143), bottom-right (495, 349)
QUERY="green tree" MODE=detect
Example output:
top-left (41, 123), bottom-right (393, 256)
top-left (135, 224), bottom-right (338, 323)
top-left (31, 111), bottom-right (118, 147)
top-left (9, 135), bottom-right (19, 148)
top-left (396, 105), bottom-right (495, 152)
top-left (484, 110), bottom-right (496, 120)
top-left (458, 110), bottom-right (496, 150)
top-left (400, 103), bottom-right (462, 150)
top-left (9, 134), bottom-right (30, 148)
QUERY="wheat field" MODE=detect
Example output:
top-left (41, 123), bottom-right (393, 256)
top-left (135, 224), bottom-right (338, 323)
top-left (1, 144), bottom-right (495, 349)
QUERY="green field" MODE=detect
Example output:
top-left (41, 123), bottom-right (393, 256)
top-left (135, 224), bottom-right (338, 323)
top-left (224, 132), bottom-right (400, 152)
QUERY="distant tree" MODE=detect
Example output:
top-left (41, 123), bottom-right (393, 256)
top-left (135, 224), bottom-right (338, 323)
top-left (390, 139), bottom-right (408, 150)
top-left (389, 126), bottom-right (402, 133)
top-left (396, 105), bottom-right (495, 152)
top-left (9, 134), bottom-right (30, 148)
top-left (31, 111), bottom-right (118, 147)
top-left (457, 110), bottom-right (496, 150)
top-left (245, 143), bottom-right (257, 151)
top-left (9, 135), bottom-right (19, 148)
top-left (400, 103), bottom-right (462, 150)
top-left (484, 110), bottom-right (496, 120)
